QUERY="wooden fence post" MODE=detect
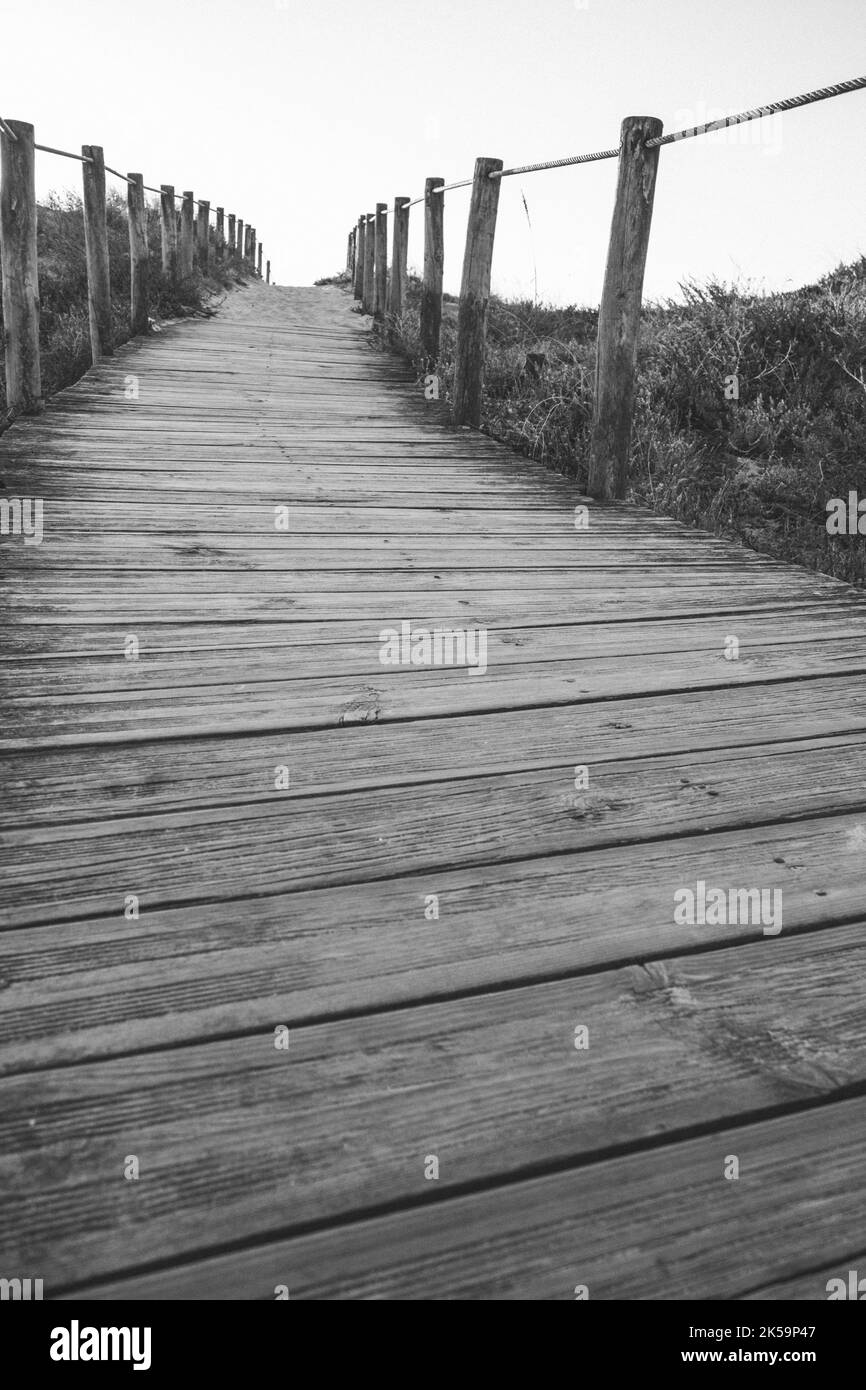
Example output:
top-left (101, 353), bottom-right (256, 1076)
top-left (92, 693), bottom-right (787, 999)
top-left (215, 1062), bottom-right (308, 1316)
top-left (266, 259), bottom-right (270, 284)
top-left (346, 230), bottom-right (353, 274)
top-left (81, 143), bottom-right (113, 363)
top-left (452, 156), bottom-right (503, 427)
top-left (587, 116), bottom-right (663, 500)
top-left (353, 214), bottom-right (365, 300)
top-left (420, 177), bottom-right (444, 369)
top-left (373, 201), bottom-right (387, 321)
top-left (179, 191), bottom-right (195, 279)
top-left (227, 213), bottom-right (236, 254)
top-left (196, 199), bottom-right (210, 273)
top-left (244, 223), bottom-right (251, 263)
top-left (362, 212), bottom-right (375, 314)
top-left (0, 119), bottom-right (42, 414)
top-left (387, 197), bottom-right (410, 323)
top-left (251, 227), bottom-right (257, 270)
top-left (160, 184), bottom-right (178, 279)
top-left (236, 218), bottom-right (244, 263)
top-left (127, 172), bottom-right (150, 336)
top-left (215, 206), bottom-right (225, 262)
top-left (257, 243), bottom-right (263, 276)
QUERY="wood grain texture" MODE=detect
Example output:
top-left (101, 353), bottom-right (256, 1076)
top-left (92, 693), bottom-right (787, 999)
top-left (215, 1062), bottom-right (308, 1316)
top-left (126, 174), bottom-right (150, 337)
top-left (2, 276), bottom-right (865, 1300)
top-left (66, 1098), bottom-right (866, 1299)
top-left (588, 116), bottom-right (662, 499)
top-left (82, 147), bottom-right (114, 361)
top-left (3, 929), bottom-right (866, 1292)
top-left (0, 813), bottom-right (864, 1072)
top-left (179, 192), bottom-right (195, 280)
top-left (421, 177), bottom-right (444, 368)
top-left (452, 157), bottom-right (503, 427)
top-left (0, 120), bottom-right (42, 413)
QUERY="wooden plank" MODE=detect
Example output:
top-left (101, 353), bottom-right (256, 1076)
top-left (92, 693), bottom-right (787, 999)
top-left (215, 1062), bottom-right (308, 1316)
top-left (1, 671), bottom-right (865, 825)
top-left (3, 735), bottom-right (866, 922)
top-left (3, 932), bottom-right (864, 1289)
top-left (3, 636), bottom-right (866, 747)
top-left (65, 1096), bottom-right (866, 1299)
top-left (1, 813), bottom-right (864, 1070)
top-left (2, 610), bottom-right (861, 691)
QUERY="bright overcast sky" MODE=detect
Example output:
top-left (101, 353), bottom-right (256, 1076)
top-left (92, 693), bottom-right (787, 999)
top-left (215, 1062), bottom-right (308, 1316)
top-left (5, 0), bottom-right (865, 304)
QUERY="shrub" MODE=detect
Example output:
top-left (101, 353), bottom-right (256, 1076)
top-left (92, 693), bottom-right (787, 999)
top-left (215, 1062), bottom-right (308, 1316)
top-left (1, 188), bottom-right (255, 423)
top-left (375, 259), bottom-right (866, 585)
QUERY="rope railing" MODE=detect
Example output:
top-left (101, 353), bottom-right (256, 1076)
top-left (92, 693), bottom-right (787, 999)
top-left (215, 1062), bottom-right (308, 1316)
top-left (0, 115), bottom-right (268, 417)
top-left (364, 72), bottom-right (866, 217)
top-left (3, 122), bottom-right (254, 215)
top-left (35, 142), bottom-right (93, 164)
top-left (647, 74), bottom-right (866, 147)
top-left (345, 71), bottom-right (865, 502)
top-left (492, 145), bottom-right (622, 179)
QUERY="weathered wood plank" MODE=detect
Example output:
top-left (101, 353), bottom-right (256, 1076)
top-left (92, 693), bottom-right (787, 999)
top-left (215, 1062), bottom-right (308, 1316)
top-left (1, 671), bottom-right (864, 824)
top-left (2, 735), bottom-right (866, 922)
top-left (3, 932), bottom-right (864, 1290)
top-left (0, 813), bottom-right (864, 1070)
top-left (65, 1097), bottom-right (866, 1299)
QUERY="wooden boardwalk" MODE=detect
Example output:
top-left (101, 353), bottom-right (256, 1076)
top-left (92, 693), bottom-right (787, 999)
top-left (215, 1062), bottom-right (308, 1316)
top-left (2, 279), bottom-right (866, 1300)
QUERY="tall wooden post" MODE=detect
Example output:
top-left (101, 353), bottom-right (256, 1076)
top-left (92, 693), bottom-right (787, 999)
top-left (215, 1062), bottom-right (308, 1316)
top-left (362, 212), bottom-right (375, 314)
top-left (81, 143), bottom-right (113, 362)
top-left (387, 197), bottom-right (410, 322)
top-left (227, 213), bottom-right (236, 254)
top-left (373, 202), bottom-right (387, 321)
top-left (587, 116), bottom-right (663, 500)
top-left (215, 206), bottom-right (225, 262)
top-left (196, 199), bottom-right (210, 273)
top-left (250, 227), bottom-right (257, 270)
top-left (353, 214), bottom-right (365, 300)
top-left (0, 119), bottom-right (42, 414)
top-left (452, 157), bottom-right (503, 427)
top-left (179, 191), bottom-right (195, 279)
top-left (421, 177), bottom-right (444, 369)
top-left (159, 184), bottom-right (178, 279)
top-left (266, 259), bottom-right (270, 284)
top-left (127, 172), bottom-right (150, 336)
top-left (244, 223), bottom-right (251, 263)
top-left (236, 218), bottom-right (244, 263)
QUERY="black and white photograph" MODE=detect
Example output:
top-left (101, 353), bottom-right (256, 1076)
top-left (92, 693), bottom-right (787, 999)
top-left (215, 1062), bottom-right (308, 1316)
top-left (1, 0), bottom-right (866, 1341)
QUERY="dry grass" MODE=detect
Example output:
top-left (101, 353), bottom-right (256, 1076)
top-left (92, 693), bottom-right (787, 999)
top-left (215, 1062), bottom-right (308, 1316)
top-left (377, 261), bottom-right (866, 586)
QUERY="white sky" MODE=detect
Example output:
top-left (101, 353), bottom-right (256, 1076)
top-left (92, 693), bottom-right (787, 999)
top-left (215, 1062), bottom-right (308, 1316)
top-left (4, 0), bottom-right (865, 304)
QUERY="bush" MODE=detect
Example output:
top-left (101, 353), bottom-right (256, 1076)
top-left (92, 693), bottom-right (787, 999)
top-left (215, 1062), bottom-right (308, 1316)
top-left (1, 189), bottom-right (255, 423)
top-left (377, 260), bottom-right (866, 585)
